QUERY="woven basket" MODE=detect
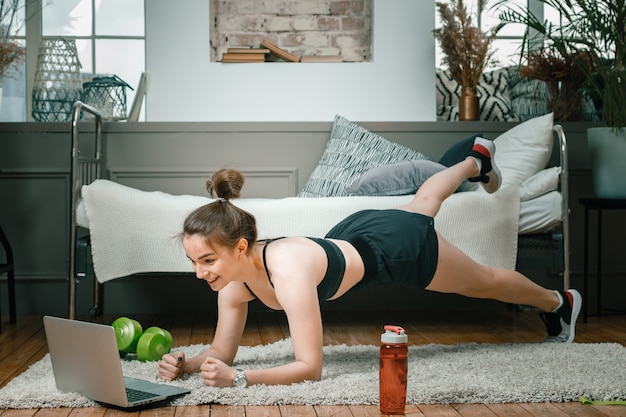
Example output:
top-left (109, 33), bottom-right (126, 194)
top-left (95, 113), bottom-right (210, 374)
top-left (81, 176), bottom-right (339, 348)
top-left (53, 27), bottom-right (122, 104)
top-left (82, 75), bottom-right (133, 121)
top-left (32, 38), bottom-right (82, 122)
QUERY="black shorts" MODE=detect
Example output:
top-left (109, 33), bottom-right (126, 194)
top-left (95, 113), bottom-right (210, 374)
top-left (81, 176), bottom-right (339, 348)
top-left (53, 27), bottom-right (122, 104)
top-left (325, 209), bottom-right (438, 290)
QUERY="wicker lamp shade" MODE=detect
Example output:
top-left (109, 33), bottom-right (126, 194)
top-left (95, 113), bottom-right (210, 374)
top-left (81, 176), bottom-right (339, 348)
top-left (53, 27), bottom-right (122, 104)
top-left (82, 75), bottom-right (133, 121)
top-left (32, 38), bottom-right (82, 122)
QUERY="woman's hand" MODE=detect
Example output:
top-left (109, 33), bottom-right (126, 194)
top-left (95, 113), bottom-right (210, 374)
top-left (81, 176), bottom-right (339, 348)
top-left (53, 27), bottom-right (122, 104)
top-left (199, 356), bottom-right (238, 387)
top-left (158, 351), bottom-right (185, 381)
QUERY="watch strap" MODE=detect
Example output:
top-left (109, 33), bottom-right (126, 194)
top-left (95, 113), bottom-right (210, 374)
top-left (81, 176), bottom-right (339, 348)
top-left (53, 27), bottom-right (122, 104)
top-left (233, 369), bottom-right (247, 388)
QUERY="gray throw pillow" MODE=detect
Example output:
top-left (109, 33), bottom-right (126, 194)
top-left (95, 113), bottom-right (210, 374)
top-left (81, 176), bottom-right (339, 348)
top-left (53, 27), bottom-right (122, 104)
top-left (346, 160), bottom-right (447, 196)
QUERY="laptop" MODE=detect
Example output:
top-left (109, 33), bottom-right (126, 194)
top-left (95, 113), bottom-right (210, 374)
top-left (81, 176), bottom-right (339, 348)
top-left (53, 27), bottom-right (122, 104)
top-left (43, 315), bottom-right (190, 409)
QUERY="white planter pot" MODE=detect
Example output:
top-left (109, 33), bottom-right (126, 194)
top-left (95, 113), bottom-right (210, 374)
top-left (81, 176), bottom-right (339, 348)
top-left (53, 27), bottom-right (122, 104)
top-left (588, 127), bottom-right (626, 198)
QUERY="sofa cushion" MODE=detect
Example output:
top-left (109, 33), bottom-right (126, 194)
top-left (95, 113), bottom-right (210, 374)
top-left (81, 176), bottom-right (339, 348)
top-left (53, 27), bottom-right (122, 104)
top-left (509, 73), bottom-right (550, 122)
top-left (519, 166), bottom-right (560, 201)
top-left (492, 112), bottom-right (554, 188)
top-left (298, 115), bottom-right (431, 197)
top-left (346, 159), bottom-right (447, 196)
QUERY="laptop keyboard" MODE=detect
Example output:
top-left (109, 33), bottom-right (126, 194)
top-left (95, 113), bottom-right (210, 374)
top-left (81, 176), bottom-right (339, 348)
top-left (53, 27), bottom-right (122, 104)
top-left (126, 387), bottom-right (161, 402)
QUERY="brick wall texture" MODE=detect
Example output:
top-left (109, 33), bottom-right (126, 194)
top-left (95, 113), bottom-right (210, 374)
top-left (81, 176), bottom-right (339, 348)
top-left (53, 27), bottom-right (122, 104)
top-left (210, 0), bottom-right (372, 62)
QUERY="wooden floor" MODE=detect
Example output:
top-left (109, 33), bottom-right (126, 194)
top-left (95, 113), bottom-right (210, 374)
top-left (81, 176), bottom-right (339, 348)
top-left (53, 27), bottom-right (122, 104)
top-left (1, 309), bottom-right (625, 417)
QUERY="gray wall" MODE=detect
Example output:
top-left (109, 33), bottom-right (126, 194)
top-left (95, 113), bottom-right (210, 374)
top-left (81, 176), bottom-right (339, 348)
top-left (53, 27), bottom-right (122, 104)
top-left (0, 121), bottom-right (623, 317)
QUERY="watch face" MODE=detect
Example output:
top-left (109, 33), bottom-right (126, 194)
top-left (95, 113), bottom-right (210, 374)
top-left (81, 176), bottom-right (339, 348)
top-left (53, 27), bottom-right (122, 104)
top-left (233, 370), bottom-right (247, 388)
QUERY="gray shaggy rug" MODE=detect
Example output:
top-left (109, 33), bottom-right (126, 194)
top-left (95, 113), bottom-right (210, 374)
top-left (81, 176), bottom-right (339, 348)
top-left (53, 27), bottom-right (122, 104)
top-left (1, 340), bottom-right (625, 408)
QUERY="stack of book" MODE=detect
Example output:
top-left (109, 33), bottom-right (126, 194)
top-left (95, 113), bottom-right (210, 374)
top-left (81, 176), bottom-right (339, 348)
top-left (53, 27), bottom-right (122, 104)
top-left (222, 47), bottom-right (269, 63)
top-left (221, 41), bottom-right (343, 63)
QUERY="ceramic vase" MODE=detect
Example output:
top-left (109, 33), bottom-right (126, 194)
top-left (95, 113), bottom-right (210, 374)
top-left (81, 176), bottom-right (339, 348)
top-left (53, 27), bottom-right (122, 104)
top-left (588, 127), bottom-right (626, 198)
top-left (459, 86), bottom-right (479, 121)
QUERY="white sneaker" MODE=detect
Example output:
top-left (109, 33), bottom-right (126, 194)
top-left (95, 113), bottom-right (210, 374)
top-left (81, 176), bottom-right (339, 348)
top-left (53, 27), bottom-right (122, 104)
top-left (467, 138), bottom-right (502, 193)
top-left (540, 289), bottom-right (583, 343)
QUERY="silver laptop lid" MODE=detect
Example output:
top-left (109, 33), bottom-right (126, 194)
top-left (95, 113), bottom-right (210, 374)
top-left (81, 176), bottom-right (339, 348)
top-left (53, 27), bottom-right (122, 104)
top-left (43, 315), bottom-right (132, 407)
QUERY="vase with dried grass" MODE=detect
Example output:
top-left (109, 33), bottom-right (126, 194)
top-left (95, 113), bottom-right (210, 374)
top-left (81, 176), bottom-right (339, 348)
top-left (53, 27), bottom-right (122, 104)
top-left (433, 0), bottom-right (497, 121)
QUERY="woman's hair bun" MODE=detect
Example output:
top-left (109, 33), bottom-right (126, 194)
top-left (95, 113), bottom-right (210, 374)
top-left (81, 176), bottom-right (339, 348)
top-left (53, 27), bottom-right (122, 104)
top-left (206, 168), bottom-right (244, 200)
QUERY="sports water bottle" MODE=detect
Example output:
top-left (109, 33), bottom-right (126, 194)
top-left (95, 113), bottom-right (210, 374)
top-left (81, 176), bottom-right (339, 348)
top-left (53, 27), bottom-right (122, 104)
top-left (379, 325), bottom-right (408, 415)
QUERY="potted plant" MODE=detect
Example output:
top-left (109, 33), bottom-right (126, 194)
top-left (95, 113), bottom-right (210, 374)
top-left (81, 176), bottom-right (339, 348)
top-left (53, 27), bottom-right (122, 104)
top-left (517, 45), bottom-right (589, 122)
top-left (433, 0), bottom-right (498, 121)
top-left (495, 0), bottom-right (626, 197)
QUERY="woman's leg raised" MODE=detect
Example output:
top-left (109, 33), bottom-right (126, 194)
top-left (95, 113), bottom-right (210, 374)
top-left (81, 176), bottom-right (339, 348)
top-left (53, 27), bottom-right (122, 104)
top-left (398, 159), bottom-right (476, 217)
top-left (426, 233), bottom-right (559, 311)
top-left (398, 138), bottom-right (500, 218)
top-left (426, 233), bottom-right (582, 343)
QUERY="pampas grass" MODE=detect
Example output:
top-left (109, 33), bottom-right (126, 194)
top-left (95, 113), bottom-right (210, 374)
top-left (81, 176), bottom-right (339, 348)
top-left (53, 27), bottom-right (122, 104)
top-left (433, 0), bottom-right (497, 89)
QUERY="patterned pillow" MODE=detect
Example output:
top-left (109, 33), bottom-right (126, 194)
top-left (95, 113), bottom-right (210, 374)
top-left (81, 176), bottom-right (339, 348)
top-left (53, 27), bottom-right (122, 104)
top-left (298, 115), bottom-right (431, 197)
top-left (436, 68), bottom-right (518, 122)
top-left (509, 73), bottom-right (550, 121)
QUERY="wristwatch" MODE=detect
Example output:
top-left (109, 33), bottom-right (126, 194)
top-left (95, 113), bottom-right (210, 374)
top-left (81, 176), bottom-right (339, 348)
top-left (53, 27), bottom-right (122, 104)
top-left (232, 369), bottom-right (247, 388)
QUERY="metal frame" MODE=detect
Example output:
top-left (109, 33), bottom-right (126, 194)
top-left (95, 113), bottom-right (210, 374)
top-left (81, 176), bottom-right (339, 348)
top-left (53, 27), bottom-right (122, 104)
top-left (68, 101), bottom-right (102, 320)
top-left (554, 124), bottom-right (570, 290)
top-left (516, 124), bottom-right (570, 290)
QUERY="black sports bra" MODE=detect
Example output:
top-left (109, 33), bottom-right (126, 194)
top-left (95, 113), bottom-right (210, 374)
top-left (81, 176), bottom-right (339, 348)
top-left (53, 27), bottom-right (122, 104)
top-left (244, 237), bottom-right (347, 302)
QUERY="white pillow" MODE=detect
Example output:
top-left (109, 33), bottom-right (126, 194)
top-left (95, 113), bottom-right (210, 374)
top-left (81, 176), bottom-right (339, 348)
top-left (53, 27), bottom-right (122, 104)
top-left (519, 166), bottom-right (561, 201)
top-left (493, 112), bottom-right (554, 188)
top-left (518, 191), bottom-right (562, 234)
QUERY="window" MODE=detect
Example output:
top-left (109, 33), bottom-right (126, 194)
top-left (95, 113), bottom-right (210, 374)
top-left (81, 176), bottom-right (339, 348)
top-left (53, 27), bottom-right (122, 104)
top-left (434, 0), bottom-right (545, 70)
top-left (0, 0), bottom-right (145, 122)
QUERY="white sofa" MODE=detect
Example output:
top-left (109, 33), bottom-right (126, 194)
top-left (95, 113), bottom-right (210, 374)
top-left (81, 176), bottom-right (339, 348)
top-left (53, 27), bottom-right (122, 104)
top-left (69, 111), bottom-right (568, 315)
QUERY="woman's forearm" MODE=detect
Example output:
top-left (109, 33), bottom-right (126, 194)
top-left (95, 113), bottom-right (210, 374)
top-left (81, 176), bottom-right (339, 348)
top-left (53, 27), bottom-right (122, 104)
top-left (243, 360), bottom-right (322, 386)
top-left (183, 348), bottom-right (231, 375)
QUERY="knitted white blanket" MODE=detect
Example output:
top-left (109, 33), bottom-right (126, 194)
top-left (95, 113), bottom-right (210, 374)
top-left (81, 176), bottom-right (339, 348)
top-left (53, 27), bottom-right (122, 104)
top-left (81, 180), bottom-right (520, 283)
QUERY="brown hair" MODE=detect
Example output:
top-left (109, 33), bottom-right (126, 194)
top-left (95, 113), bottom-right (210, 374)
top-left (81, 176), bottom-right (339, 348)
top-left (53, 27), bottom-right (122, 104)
top-left (182, 169), bottom-right (258, 251)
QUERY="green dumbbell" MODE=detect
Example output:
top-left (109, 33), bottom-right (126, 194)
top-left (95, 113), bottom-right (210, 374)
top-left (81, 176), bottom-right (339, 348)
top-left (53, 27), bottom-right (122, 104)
top-left (111, 317), bottom-right (143, 353)
top-left (136, 327), bottom-right (173, 362)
